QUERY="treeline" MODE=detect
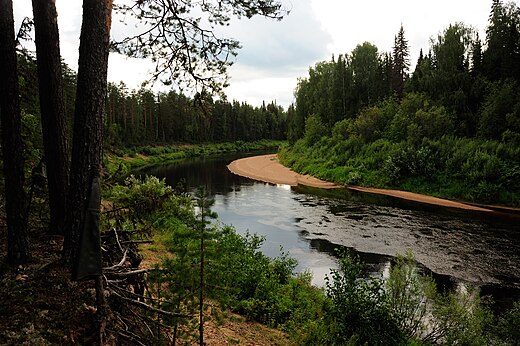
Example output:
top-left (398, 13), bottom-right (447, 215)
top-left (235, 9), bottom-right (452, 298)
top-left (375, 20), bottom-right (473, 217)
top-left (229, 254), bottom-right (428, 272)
top-left (283, 0), bottom-right (520, 206)
top-left (18, 54), bottom-right (287, 149)
top-left (106, 85), bottom-right (287, 147)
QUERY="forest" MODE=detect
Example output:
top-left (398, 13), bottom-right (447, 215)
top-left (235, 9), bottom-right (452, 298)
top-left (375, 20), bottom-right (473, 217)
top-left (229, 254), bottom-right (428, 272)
top-left (281, 0), bottom-right (520, 206)
top-left (1, 0), bottom-right (520, 344)
top-left (18, 54), bottom-right (287, 148)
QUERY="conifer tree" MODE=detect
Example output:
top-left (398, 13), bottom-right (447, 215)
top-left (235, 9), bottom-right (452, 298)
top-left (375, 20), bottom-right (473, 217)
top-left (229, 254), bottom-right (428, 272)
top-left (391, 24), bottom-right (410, 98)
top-left (0, 0), bottom-right (30, 264)
top-left (32, 0), bottom-right (70, 236)
top-left (471, 33), bottom-right (483, 77)
top-left (483, 0), bottom-right (520, 81)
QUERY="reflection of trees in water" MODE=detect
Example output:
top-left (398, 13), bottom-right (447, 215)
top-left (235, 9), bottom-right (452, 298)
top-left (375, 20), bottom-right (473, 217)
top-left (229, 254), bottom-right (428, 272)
top-left (144, 152), bottom-right (520, 311)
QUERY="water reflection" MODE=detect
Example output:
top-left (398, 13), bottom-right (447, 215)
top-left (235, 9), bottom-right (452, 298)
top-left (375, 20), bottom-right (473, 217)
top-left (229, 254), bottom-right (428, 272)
top-left (142, 152), bottom-right (520, 309)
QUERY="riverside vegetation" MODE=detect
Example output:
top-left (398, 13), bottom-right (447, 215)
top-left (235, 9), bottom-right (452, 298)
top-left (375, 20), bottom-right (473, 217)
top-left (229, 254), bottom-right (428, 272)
top-left (2, 0), bottom-right (520, 343)
top-left (104, 140), bottom-right (285, 177)
top-left (282, 1), bottom-right (520, 207)
top-left (102, 174), bottom-right (519, 345)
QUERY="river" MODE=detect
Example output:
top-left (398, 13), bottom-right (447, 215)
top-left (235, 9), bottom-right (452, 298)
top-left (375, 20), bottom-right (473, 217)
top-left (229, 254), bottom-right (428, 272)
top-left (142, 152), bottom-right (520, 310)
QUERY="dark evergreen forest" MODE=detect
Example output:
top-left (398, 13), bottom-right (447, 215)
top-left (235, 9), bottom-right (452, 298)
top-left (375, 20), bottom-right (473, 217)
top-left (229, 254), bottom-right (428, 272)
top-left (18, 54), bottom-right (287, 148)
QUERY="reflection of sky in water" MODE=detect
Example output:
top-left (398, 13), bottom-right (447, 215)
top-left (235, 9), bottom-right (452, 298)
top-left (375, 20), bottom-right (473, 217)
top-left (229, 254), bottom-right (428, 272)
top-left (143, 152), bottom-right (520, 307)
top-left (214, 183), bottom-right (339, 286)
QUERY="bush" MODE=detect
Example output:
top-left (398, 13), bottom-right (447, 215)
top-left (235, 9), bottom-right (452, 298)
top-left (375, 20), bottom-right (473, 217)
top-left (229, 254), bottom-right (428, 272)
top-left (324, 250), bottom-right (404, 345)
top-left (304, 114), bottom-right (328, 146)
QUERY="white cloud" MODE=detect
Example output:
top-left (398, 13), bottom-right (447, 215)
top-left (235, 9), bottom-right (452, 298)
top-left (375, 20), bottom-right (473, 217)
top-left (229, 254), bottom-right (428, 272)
top-left (224, 0), bottom-right (331, 71)
top-left (11, 0), bottom-right (520, 109)
top-left (311, 0), bottom-right (492, 65)
top-left (225, 64), bottom-right (298, 106)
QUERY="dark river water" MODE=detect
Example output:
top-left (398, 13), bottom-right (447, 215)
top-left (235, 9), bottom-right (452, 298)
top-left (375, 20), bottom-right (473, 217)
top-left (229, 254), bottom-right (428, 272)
top-left (142, 152), bottom-right (520, 310)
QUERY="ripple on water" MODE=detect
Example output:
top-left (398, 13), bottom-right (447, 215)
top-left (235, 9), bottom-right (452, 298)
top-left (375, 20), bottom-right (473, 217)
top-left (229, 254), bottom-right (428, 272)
top-left (144, 153), bottom-right (520, 308)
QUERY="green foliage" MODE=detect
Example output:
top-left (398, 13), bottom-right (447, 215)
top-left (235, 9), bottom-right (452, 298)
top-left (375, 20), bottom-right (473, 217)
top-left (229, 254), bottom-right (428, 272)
top-left (303, 114), bottom-right (327, 146)
top-left (323, 250), bottom-right (404, 345)
top-left (387, 93), bottom-right (455, 142)
top-left (386, 252), bottom-right (437, 340)
top-left (351, 105), bottom-right (391, 143)
top-left (493, 300), bottom-right (520, 344)
top-left (428, 287), bottom-right (494, 346)
top-left (104, 177), bottom-right (520, 345)
top-left (108, 175), bottom-right (173, 211)
top-left (478, 81), bottom-right (520, 140)
top-left (282, 87), bottom-right (520, 205)
top-left (103, 175), bottom-right (192, 237)
top-left (383, 142), bottom-right (437, 183)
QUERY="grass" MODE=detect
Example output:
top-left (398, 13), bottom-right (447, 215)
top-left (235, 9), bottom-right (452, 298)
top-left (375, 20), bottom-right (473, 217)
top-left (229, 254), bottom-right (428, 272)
top-left (105, 140), bottom-right (286, 177)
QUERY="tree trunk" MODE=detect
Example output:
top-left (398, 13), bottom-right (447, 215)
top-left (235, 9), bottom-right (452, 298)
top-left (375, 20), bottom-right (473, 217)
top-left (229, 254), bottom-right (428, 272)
top-left (63, 0), bottom-right (112, 273)
top-left (32, 0), bottom-right (70, 235)
top-left (0, 0), bottom-right (30, 264)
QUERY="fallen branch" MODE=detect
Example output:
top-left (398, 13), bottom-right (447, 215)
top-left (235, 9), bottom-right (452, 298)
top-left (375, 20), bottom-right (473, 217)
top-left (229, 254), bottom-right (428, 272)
top-left (103, 249), bottom-right (128, 270)
top-left (111, 290), bottom-right (192, 319)
top-left (121, 240), bottom-right (154, 245)
top-left (109, 329), bottom-right (147, 346)
top-left (104, 268), bottom-right (157, 278)
top-left (109, 284), bottom-right (165, 304)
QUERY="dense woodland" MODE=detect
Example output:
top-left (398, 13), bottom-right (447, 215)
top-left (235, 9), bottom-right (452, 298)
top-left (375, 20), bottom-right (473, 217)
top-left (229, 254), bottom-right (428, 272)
top-left (2, 0), bottom-right (520, 344)
top-left (18, 55), bottom-right (287, 148)
top-left (282, 0), bottom-right (520, 206)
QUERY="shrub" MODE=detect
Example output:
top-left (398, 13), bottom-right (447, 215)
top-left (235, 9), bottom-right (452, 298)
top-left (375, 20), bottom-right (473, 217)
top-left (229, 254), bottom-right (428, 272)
top-left (304, 114), bottom-right (328, 146)
top-left (324, 250), bottom-right (404, 345)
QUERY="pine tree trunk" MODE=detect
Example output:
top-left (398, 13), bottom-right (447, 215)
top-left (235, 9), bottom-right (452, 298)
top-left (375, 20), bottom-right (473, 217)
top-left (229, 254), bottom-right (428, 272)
top-left (32, 0), bottom-right (70, 235)
top-left (63, 0), bottom-right (112, 271)
top-left (0, 0), bottom-right (30, 264)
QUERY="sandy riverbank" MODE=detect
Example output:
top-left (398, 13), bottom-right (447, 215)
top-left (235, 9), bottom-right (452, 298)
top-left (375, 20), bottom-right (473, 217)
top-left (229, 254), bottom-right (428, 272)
top-left (227, 154), bottom-right (509, 214)
top-left (227, 154), bottom-right (340, 189)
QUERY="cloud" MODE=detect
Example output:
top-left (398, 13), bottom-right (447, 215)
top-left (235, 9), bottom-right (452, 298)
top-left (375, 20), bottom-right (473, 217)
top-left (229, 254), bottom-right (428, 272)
top-left (311, 0), bottom-right (491, 65)
top-left (225, 64), bottom-right (298, 106)
top-left (224, 0), bottom-right (332, 73)
top-left (222, 0), bottom-right (332, 107)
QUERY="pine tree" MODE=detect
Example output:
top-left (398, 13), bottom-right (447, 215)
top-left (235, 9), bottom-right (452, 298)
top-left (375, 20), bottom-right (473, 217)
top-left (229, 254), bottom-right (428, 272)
top-left (471, 33), bottom-right (483, 77)
top-left (0, 0), bottom-right (30, 264)
top-left (391, 24), bottom-right (410, 98)
top-left (483, 0), bottom-right (520, 81)
top-left (32, 0), bottom-right (70, 235)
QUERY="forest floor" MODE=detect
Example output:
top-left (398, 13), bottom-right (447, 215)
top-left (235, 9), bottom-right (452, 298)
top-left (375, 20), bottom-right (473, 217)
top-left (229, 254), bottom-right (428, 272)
top-left (0, 220), bottom-right (290, 345)
top-left (0, 226), bottom-right (100, 345)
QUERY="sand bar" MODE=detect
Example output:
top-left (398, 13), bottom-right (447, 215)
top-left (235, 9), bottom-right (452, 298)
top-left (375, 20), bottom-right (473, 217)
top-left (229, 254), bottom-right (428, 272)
top-left (228, 154), bottom-right (520, 214)
top-left (227, 154), bottom-right (340, 189)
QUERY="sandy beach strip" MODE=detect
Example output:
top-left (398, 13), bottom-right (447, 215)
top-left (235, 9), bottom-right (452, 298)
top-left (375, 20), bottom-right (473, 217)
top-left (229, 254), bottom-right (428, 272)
top-left (227, 154), bottom-right (515, 214)
top-left (227, 154), bottom-right (340, 189)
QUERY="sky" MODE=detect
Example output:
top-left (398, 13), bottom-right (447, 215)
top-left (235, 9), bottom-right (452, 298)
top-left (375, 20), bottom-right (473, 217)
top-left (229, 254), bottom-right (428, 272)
top-left (12, 0), bottom-right (519, 109)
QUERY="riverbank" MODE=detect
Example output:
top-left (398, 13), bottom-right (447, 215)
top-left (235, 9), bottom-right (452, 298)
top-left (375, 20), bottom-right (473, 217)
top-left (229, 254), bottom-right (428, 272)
top-left (227, 154), bottom-right (340, 189)
top-left (228, 154), bottom-right (520, 214)
top-left (105, 140), bottom-right (284, 176)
